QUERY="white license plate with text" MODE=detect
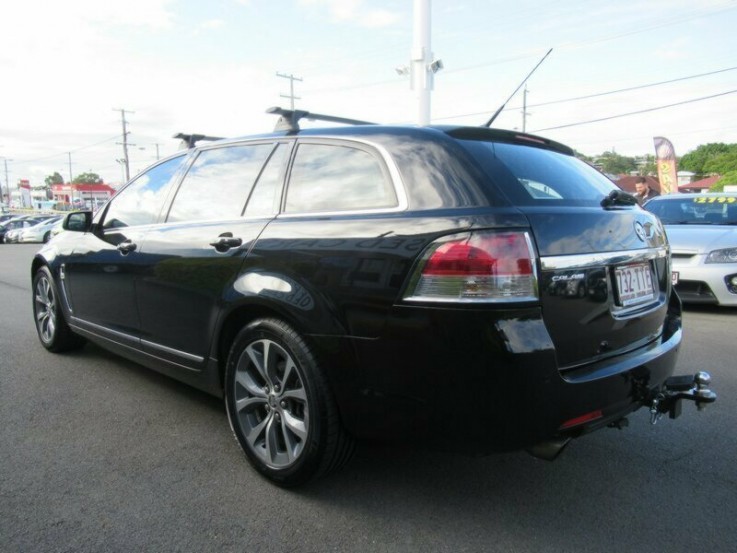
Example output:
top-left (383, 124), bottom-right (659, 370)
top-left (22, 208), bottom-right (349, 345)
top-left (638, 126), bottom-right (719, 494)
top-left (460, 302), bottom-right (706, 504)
top-left (614, 263), bottom-right (655, 307)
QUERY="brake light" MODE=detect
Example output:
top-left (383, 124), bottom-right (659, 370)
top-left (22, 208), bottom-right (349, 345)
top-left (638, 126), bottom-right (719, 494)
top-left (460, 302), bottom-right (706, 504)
top-left (403, 231), bottom-right (538, 303)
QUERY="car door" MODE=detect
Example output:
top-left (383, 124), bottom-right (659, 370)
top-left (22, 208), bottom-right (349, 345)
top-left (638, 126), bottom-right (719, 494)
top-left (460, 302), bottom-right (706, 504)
top-left (134, 141), bottom-right (290, 368)
top-left (62, 154), bottom-right (188, 345)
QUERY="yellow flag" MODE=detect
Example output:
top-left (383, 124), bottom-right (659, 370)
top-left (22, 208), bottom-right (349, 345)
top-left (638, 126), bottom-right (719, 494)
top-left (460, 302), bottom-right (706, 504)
top-left (654, 137), bottom-right (678, 195)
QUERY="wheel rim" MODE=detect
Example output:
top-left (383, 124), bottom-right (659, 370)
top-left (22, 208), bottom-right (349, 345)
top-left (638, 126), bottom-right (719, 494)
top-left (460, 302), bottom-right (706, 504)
top-left (233, 338), bottom-right (309, 469)
top-left (34, 275), bottom-right (57, 344)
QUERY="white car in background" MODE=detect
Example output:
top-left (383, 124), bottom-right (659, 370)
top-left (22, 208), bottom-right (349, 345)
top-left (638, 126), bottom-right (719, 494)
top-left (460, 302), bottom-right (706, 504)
top-left (644, 193), bottom-right (737, 306)
top-left (19, 216), bottom-right (63, 244)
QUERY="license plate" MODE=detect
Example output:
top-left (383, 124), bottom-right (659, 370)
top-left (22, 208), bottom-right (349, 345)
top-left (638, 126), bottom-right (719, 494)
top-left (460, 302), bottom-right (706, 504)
top-left (671, 271), bottom-right (679, 286)
top-left (614, 262), bottom-right (655, 306)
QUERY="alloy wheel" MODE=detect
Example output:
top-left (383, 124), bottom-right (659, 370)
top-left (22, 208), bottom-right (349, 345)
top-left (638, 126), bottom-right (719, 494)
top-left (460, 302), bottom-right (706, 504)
top-left (34, 274), bottom-right (57, 344)
top-left (232, 338), bottom-right (309, 469)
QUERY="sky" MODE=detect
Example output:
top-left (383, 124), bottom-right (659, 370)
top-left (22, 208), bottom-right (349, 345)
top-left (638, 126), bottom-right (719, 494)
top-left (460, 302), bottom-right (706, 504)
top-left (1, 0), bottom-right (737, 188)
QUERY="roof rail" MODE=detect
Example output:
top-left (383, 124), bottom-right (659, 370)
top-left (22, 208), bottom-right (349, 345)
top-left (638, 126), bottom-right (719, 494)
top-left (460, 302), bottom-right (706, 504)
top-left (172, 133), bottom-right (225, 149)
top-left (266, 106), bottom-right (376, 132)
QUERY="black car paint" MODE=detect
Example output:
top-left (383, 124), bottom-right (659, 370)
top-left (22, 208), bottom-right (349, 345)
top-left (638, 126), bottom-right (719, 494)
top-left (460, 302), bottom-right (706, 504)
top-left (33, 124), bottom-right (681, 455)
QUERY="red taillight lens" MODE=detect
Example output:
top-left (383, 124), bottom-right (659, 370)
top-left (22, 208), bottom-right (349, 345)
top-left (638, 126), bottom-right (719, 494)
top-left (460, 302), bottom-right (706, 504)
top-left (404, 231), bottom-right (538, 303)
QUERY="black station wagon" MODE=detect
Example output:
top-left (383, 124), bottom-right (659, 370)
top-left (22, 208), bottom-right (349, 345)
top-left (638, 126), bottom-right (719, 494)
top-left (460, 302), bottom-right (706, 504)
top-left (32, 108), bottom-right (715, 486)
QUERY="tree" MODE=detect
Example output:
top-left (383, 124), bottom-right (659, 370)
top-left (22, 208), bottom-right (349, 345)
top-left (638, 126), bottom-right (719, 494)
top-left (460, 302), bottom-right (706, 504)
top-left (72, 172), bottom-right (103, 185)
top-left (637, 154), bottom-right (657, 176)
top-left (597, 151), bottom-right (637, 175)
top-left (703, 149), bottom-right (737, 175)
top-left (44, 172), bottom-right (65, 186)
top-left (711, 171), bottom-right (737, 192)
top-left (679, 143), bottom-right (735, 175)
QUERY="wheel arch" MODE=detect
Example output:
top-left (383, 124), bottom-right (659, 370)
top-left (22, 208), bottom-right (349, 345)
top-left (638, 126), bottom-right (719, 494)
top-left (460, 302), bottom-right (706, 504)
top-left (31, 254), bottom-right (50, 280)
top-left (214, 301), bottom-right (311, 391)
top-left (213, 297), bottom-right (360, 414)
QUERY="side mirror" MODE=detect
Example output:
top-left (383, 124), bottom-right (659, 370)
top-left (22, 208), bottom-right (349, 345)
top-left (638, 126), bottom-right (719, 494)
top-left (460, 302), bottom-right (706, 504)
top-left (63, 211), bottom-right (92, 232)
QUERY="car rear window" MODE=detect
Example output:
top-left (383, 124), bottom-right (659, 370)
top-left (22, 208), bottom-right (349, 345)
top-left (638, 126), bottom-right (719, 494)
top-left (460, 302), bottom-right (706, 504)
top-left (460, 140), bottom-right (618, 206)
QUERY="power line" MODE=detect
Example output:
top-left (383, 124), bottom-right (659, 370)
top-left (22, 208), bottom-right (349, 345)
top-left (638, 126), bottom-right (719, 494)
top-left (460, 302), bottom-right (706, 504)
top-left (433, 65), bottom-right (737, 122)
top-left (525, 66), bottom-right (737, 109)
top-left (533, 89), bottom-right (737, 132)
top-left (14, 135), bottom-right (120, 164)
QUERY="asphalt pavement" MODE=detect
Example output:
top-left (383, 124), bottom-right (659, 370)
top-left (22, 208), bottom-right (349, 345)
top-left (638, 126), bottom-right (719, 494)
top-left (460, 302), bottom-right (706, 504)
top-left (1, 244), bottom-right (736, 552)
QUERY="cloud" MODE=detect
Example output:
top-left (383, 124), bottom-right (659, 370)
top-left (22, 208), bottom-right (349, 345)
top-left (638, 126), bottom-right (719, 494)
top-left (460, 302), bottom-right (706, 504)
top-left (298, 0), bottom-right (400, 28)
top-left (192, 18), bottom-right (226, 35)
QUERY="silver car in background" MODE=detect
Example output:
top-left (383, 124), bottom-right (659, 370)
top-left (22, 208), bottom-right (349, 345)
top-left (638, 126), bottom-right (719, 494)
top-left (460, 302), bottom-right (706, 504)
top-left (18, 216), bottom-right (62, 244)
top-left (644, 193), bottom-right (737, 306)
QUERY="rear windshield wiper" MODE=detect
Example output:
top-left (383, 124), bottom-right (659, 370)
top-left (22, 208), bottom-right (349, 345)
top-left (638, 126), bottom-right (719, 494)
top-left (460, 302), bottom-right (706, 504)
top-left (601, 190), bottom-right (638, 208)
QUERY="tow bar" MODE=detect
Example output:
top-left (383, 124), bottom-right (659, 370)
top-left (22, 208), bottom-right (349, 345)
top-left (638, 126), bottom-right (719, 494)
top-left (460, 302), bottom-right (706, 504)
top-left (649, 371), bottom-right (717, 425)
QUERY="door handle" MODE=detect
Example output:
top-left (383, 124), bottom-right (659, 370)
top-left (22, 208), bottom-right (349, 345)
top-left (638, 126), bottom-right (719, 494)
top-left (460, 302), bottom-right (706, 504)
top-left (209, 232), bottom-right (243, 252)
top-left (117, 241), bottom-right (137, 254)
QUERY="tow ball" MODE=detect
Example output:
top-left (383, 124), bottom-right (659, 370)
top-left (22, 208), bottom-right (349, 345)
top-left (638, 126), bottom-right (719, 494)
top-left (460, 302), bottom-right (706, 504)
top-left (649, 371), bottom-right (717, 425)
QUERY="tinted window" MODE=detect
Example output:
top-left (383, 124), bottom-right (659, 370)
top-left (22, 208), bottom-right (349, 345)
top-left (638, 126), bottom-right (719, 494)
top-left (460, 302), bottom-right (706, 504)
top-left (103, 155), bottom-right (185, 229)
top-left (462, 141), bottom-right (617, 205)
top-left (244, 143), bottom-right (289, 218)
top-left (285, 143), bottom-right (396, 213)
top-left (167, 144), bottom-right (275, 222)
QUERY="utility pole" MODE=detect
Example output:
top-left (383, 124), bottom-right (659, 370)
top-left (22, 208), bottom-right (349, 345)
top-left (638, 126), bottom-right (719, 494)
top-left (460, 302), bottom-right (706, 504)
top-left (1, 157), bottom-right (11, 205)
top-left (521, 85), bottom-right (530, 132)
top-left (276, 72), bottom-right (303, 110)
top-left (113, 108), bottom-right (134, 182)
top-left (409, 0), bottom-right (442, 126)
top-left (67, 152), bottom-right (74, 204)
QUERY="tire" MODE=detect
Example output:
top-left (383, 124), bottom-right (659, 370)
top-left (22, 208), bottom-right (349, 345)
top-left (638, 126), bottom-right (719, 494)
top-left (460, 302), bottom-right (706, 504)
top-left (43, 231), bottom-right (51, 243)
top-left (32, 266), bottom-right (86, 353)
top-left (224, 318), bottom-right (354, 487)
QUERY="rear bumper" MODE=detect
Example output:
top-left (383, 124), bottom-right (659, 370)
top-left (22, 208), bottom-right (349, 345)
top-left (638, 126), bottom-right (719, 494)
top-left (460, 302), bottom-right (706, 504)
top-left (326, 295), bottom-right (683, 454)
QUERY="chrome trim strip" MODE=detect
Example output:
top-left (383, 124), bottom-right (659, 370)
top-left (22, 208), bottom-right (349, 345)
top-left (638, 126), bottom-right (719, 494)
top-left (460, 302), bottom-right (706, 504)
top-left (541, 247), bottom-right (667, 271)
top-left (70, 318), bottom-right (204, 364)
top-left (70, 317), bottom-right (138, 343)
top-left (140, 339), bottom-right (204, 364)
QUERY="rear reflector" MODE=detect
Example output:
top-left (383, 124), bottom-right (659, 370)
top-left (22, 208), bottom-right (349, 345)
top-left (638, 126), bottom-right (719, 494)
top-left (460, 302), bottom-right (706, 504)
top-left (403, 231), bottom-right (538, 303)
top-left (559, 410), bottom-right (604, 430)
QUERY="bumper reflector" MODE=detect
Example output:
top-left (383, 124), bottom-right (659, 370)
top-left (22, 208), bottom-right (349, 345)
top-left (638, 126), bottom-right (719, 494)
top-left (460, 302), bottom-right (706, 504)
top-left (559, 410), bottom-right (603, 430)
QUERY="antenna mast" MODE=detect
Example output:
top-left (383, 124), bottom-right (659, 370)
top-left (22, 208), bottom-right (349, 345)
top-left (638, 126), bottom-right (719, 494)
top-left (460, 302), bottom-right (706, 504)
top-left (484, 48), bottom-right (552, 128)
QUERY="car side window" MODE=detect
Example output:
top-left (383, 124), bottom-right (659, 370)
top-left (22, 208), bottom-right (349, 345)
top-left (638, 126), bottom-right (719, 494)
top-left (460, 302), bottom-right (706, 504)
top-left (244, 143), bottom-right (289, 218)
top-left (102, 155), bottom-right (186, 229)
top-left (167, 143), bottom-right (275, 222)
top-left (285, 143), bottom-right (396, 213)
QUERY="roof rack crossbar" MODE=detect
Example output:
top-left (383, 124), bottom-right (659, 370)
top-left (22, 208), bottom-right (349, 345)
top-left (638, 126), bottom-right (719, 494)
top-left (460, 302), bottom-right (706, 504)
top-left (173, 133), bottom-right (225, 149)
top-left (266, 106), bottom-right (376, 132)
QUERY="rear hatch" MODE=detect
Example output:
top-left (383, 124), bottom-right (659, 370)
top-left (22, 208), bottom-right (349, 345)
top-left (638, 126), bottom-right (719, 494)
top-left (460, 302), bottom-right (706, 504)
top-left (458, 135), bottom-right (670, 370)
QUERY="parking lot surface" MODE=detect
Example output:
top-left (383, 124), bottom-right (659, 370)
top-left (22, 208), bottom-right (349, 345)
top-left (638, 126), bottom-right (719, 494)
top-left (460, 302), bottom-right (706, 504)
top-left (2, 244), bottom-right (736, 552)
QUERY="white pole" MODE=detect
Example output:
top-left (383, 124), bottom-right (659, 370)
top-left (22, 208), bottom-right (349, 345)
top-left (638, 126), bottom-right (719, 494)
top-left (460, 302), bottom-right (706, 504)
top-left (411, 0), bottom-right (432, 126)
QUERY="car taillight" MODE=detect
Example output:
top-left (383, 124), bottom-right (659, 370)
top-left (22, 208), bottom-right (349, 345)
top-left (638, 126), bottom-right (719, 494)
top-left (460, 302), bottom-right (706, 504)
top-left (403, 231), bottom-right (538, 303)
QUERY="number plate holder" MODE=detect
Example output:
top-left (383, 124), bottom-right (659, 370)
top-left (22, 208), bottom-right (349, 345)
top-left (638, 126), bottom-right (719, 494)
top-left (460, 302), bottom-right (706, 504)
top-left (614, 262), bottom-right (656, 307)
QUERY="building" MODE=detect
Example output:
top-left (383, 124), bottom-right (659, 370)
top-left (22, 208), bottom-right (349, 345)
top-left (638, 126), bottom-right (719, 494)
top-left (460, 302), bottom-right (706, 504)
top-left (679, 175), bottom-right (719, 193)
top-left (51, 182), bottom-right (116, 210)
